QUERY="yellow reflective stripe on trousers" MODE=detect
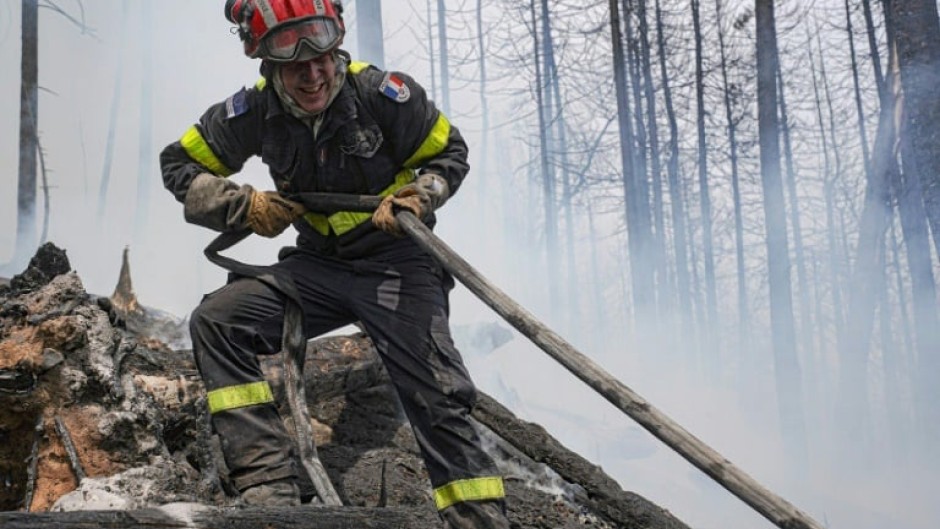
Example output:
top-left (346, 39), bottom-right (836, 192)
top-left (403, 113), bottom-right (451, 169)
top-left (180, 125), bottom-right (233, 177)
top-left (433, 476), bottom-right (505, 511)
top-left (303, 169), bottom-right (416, 236)
top-left (206, 381), bottom-right (274, 414)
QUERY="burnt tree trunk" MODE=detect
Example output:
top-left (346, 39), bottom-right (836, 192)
top-left (654, 0), bottom-right (693, 339)
top-left (888, 0), bottom-right (940, 450)
top-left (357, 0), bottom-right (386, 67)
top-left (612, 0), bottom-right (654, 327)
top-left (755, 0), bottom-right (808, 466)
top-left (13, 0), bottom-right (40, 272)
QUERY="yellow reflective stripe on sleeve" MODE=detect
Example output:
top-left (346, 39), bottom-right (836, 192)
top-left (433, 477), bottom-right (505, 511)
top-left (303, 169), bottom-right (416, 236)
top-left (206, 381), bottom-right (274, 414)
top-left (180, 125), bottom-right (233, 177)
top-left (348, 61), bottom-right (370, 74)
top-left (403, 113), bottom-right (451, 169)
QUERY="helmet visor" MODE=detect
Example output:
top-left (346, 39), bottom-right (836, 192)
top-left (262, 18), bottom-right (342, 62)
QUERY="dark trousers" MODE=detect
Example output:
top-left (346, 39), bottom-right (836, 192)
top-left (189, 241), bottom-right (506, 523)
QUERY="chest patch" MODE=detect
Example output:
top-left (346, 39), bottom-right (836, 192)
top-left (379, 73), bottom-right (411, 103)
top-left (225, 87), bottom-right (249, 119)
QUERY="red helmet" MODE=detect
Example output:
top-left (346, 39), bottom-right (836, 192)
top-left (224, 0), bottom-right (345, 62)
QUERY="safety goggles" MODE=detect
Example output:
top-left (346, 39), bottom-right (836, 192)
top-left (261, 18), bottom-right (342, 62)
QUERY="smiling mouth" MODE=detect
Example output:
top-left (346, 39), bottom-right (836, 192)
top-left (299, 81), bottom-right (326, 97)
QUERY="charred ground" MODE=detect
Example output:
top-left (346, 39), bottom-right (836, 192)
top-left (0, 243), bottom-right (688, 529)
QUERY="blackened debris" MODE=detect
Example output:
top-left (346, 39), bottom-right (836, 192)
top-left (9, 243), bottom-right (71, 295)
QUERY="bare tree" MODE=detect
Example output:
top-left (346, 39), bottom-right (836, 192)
top-left (10, 0), bottom-right (93, 272)
top-left (755, 0), bottom-right (807, 465)
top-left (887, 0), bottom-right (940, 450)
top-left (357, 0), bottom-right (385, 67)
top-left (436, 0), bottom-right (451, 116)
top-left (654, 0), bottom-right (693, 337)
top-left (715, 0), bottom-right (749, 347)
top-left (691, 0), bottom-right (718, 338)
top-left (610, 0), bottom-right (655, 323)
top-left (12, 0), bottom-right (40, 272)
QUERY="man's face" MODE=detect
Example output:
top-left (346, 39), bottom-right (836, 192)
top-left (280, 53), bottom-right (337, 114)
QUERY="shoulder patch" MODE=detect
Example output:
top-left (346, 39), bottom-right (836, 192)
top-left (225, 87), bottom-right (250, 119)
top-left (378, 72), bottom-right (411, 103)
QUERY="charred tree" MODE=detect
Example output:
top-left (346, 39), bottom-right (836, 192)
top-left (623, 0), bottom-right (653, 323)
top-left (528, 0), bottom-right (561, 311)
top-left (425, 0), bottom-right (437, 101)
top-left (861, 0), bottom-right (885, 99)
top-left (808, 42), bottom-right (846, 356)
top-left (888, 0), bottom-right (940, 449)
top-left (776, 65), bottom-right (815, 369)
top-left (636, 0), bottom-right (670, 322)
top-left (890, 0), bottom-right (940, 282)
top-left (475, 0), bottom-right (490, 205)
top-left (654, 0), bottom-right (692, 337)
top-left (755, 0), bottom-right (807, 465)
top-left (845, 0), bottom-right (873, 180)
top-left (13, 0), bottom-right (40, 273)
top-left (538, 0), bottom-right (563, 314)
top-left (435, 0), bottom-right (451, 117)
top-left (610, 0), bottom-right (655, 325)
top-left (357, 0), bottom-right (385, 68)
top-left (691, 0), bottom-right (718, 339)
top-left (836, 31), bottom-right (904, 466)
top-left (716, 0), bottom-right (749, 347)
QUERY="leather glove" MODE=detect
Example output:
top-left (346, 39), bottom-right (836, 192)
top-left (372, 173), bottom-right (449, 236)
top-left (245, 188), bottom-right (306, 238)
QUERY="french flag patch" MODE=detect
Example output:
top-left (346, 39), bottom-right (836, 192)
top-left (379, 73), bottom-right (411, 103)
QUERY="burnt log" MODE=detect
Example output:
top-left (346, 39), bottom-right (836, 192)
top-left (0, 505), bottom-right (439, 529)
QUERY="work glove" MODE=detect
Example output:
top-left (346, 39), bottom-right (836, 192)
top-left (183, 173), bottom-right (304, 237)
top-left (372, 173), bottom-right (449, 236)
top-left (244, 188), bottom-right (306, 238)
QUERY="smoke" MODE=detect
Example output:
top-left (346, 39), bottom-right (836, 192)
top-left (2, 2), bottom-right (938, 529)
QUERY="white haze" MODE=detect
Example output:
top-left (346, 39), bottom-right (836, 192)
top-left (1, 2), bottom-right (937, 529)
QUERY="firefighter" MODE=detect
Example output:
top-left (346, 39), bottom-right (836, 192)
top-left (159, 1), bottom-right (509, 526)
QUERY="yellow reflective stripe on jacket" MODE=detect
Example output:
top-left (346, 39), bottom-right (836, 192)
top-left (206, 381), bottom-right (274, 414)
top-left (303, 169), bottom-right (415, 236)
top-left (180, 125), bottom-right (233, 177)
top-left (348, 61), bottom-right (370, 74)
top-left (403, 113), bottom-right (451, 169)
top-left (255, 77), bottom-right (267, 91)
top-left (433, 476), bottom-right (505, 511)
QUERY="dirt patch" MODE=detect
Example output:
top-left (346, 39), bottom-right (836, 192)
top-left (59, 407), bottom-right (127, 478)
top-left (37, 317), bottom-right (86, 352)
top-left (29, 423), bottom-right (77, 512)
top-left (0, 326), bottom-right (43, 370)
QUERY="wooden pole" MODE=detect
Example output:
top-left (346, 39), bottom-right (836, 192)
top-left (287, 193), bottom-right (825, 529)
top-left (396, 212), bottom-right (824, 529)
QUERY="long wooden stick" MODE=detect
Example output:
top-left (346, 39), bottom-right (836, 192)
top-left (393, 211), bottom-right (824, 529)
top-left (285, 193), bottom-right (825, 529)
